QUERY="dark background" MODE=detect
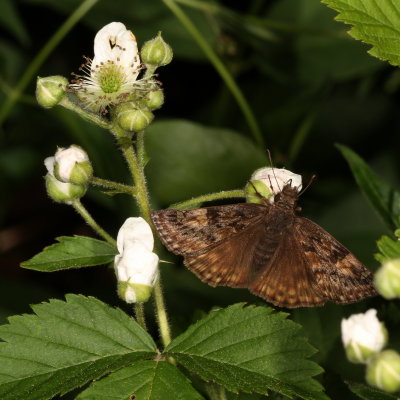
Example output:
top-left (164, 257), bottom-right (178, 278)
top-left (1, 0), bottom-right (399, 398)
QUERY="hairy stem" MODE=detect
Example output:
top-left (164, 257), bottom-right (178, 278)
top-left (90, 176), bottom-right (135, 195)
top-left (71, 200), bottom-right (116, 246)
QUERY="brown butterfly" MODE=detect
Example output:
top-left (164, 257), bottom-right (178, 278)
top-left (151, 184), bottom-right (377, 308)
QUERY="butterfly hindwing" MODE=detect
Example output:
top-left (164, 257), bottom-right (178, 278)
top-left (294, 217), bottom-right (377, 303)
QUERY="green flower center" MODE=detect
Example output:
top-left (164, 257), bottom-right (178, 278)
top-left (97, 62), bottom-right (125, 93)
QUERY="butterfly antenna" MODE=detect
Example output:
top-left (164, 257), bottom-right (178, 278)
top-left (266, 149), bottom-right (281, 192)
top-left (298, 175), bottom-right (316, 197)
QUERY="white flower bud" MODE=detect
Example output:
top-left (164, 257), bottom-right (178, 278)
top-left (44, 157), bottom-right (86, 203)
top-left (53, 145), bottom-right (93, 185)
top-left (341, 309), bottom-right (387, 364)
top-left (114, 217), bottom-right (159, 303)
top-left (366, 350), bottom-right (400, 393)
top-left (374, 258), bottom-right (400, 299)
top-left (248, 167), bottom-right (302, 204)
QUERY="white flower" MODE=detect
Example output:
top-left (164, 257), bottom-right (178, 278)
top-left (249, 167), bottom-right (302, 203)
top-left (341, 309), bottom-right (387, 364)
top-left (71, 22), bottom-right (142, 112)
top-left (53, 145), bottom-right (92, 184)
top-left (114, 217), bottom-right (159, 303)
top-left (374, 258), bottom-right (400, 299)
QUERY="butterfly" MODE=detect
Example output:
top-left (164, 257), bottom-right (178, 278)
top-left (151, 183), bottom-right (377, 308)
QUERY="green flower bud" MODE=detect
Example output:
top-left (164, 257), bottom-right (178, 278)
top-left (143, 89), bottom-right (164, 110)
top-left (366, 350), bottom-right (400, 393)
top-left (117, 281), bottom-right (152, 303)
top-left (245, 180), bottom-right (273, 204)
top-left (45, 173), bottom-right (86, 203)
top-left (36, 75), bottom-right (68, 108)
top-left (141, 31), bottom-right (173, 67)
top-left (374, 258), bottom-right (400, 299)
top-left (116, 102), bottom-right (154, 132)
top-left (53, 145), bottom-right (93, 185)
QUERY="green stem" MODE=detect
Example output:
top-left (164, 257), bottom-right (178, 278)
top-left (71, 199), bottom-right (116, 246)
top-left (0, 0), bottom-right (99, 125)
top-left (111, 121), bottom-right (172, 348)
top-left (90, 176), bottom-right (135, 195)
top-left (153, 279), bottom-right (172, 347)
top-left (162, 0), bottom-right (264, 147)
top-left (136, 130), bottom-right (146, 170)
top-left (169, 189), bottom-right (246, 209)
top-left (205, 383), bottom-right (228, 400)
top-left (134, 303), bottom-right (147, 331)
top-left (59, 97), bottom-right (111, 130)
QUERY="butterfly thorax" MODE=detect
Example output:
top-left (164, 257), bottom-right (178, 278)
top-left (272, 185), bottom-right (299, 213)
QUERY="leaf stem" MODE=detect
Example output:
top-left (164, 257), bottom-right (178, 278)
top-left (90, 176), bottom-right (135, 195)
top-left (153, 279), bottom-right (172, 347)
top-left (71, 200), bottom-right (116, 246)
top-left (169, 189), bottom-right (246, 209)
top-left (0, 0), bottom-right (99, 126)
top-left (162, 0), bottom-right (264, 147)
top-left (134, 303), bottom-right (147, 331)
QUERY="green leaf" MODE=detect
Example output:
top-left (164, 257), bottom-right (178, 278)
top-left (21, 235), bottom-right (117, 272)
top-left (166, 303), bottom-right (328, 400)
top-left (336, 144), bottom-right (400, 231)
top-left (347, 381), bottom-right (398, 400)
top-left (375, 235), bottom-right (400, 262)
top-left (0, 295), bottom-right (157, 400)
top-left (321, 0), bottom-right (400, 66)
top-left (145, 119), bottom-right (267, 206)
top-left (77, 360), bottom-right (205, 400)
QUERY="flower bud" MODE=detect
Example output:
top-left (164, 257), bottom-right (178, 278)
top-left (341, 309), bottom-right (387, 364)
top-left (248, 167), bottom-right (302, 203)
top-left (116, 102), bottom-right (154, 132)
top-left (114, 217), bottom-right (159, 303)
top-left (143, 89), bottom-right (164, 110)
top-left (36, 76), bottom-right (68, 108)
top-left (245, 180), bottom-right (273, 204)
top-left (141, 32), bottom-right (173, 67)
top-left (53, 145), bottom-right (93, 185)
top-left (44, 157), bottom-right (86, 203)
top-left (366, 350), bottom-right (400, 393)
top-left (374, 258), bottom-right (400, 299)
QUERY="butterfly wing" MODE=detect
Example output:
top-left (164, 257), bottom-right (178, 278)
top-left (249, 227), bottom-right (326, 307)
top-left (152, 203), bottom-right (267, 287)
top-left (294, 217), bottom-right (377, 304)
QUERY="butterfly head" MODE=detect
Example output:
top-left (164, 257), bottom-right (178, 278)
top-left (273, 183), bottom-right (300, 209)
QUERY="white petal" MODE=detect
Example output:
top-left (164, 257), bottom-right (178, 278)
top-left (93, 22), bottom-right (139, 74)
top-left (44, 156), bottom-right (55, 176)
top-left (54, 146), bottom-right (88, 181)
top-left (116, 217), bottom-right (154, 253)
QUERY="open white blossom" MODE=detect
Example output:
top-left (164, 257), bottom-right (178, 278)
top-left (114, 217), bottom-right (159, 303)
top-left (341, 309), bottom-right (387, 364)
top-left (71, 22), bottom-right (142, 112)
top-left (249, 167), bottom-right (302, 203)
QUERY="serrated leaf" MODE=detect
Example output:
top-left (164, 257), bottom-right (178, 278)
top-left (375, 235), bottom-right (400, 262)
top-left (0, 295), bottom-right (157, 400)
top-left (21, 235), bottom-right (117, 272)
top-left (166, 303), bottom-right (328, 400)
top-left (77, 360), bottom-right (205, 400)
top-left (347, 381), bottom-right (398, 400)
top-left (321, 0), bottom-right (400, 66)
top-left (337, 144), bottom-right (400, 231)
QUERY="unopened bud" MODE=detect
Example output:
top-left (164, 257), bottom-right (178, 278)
top-left (141, 32), bottom-right (173, 67)
top-left (53, 145), bottom-right (93, 185)
top-left (143, 89), bottom-right (164, 110)
top-left (36, 76), bottom-right (68, 108)
top-left (366, 350), bottom-right (400, 393)
top-left (374, 258), bottom-right (400, 299)
top-left (341, 309), bottom-right (387, 364)
top-left (116, 102), bottom-right (154, 132)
